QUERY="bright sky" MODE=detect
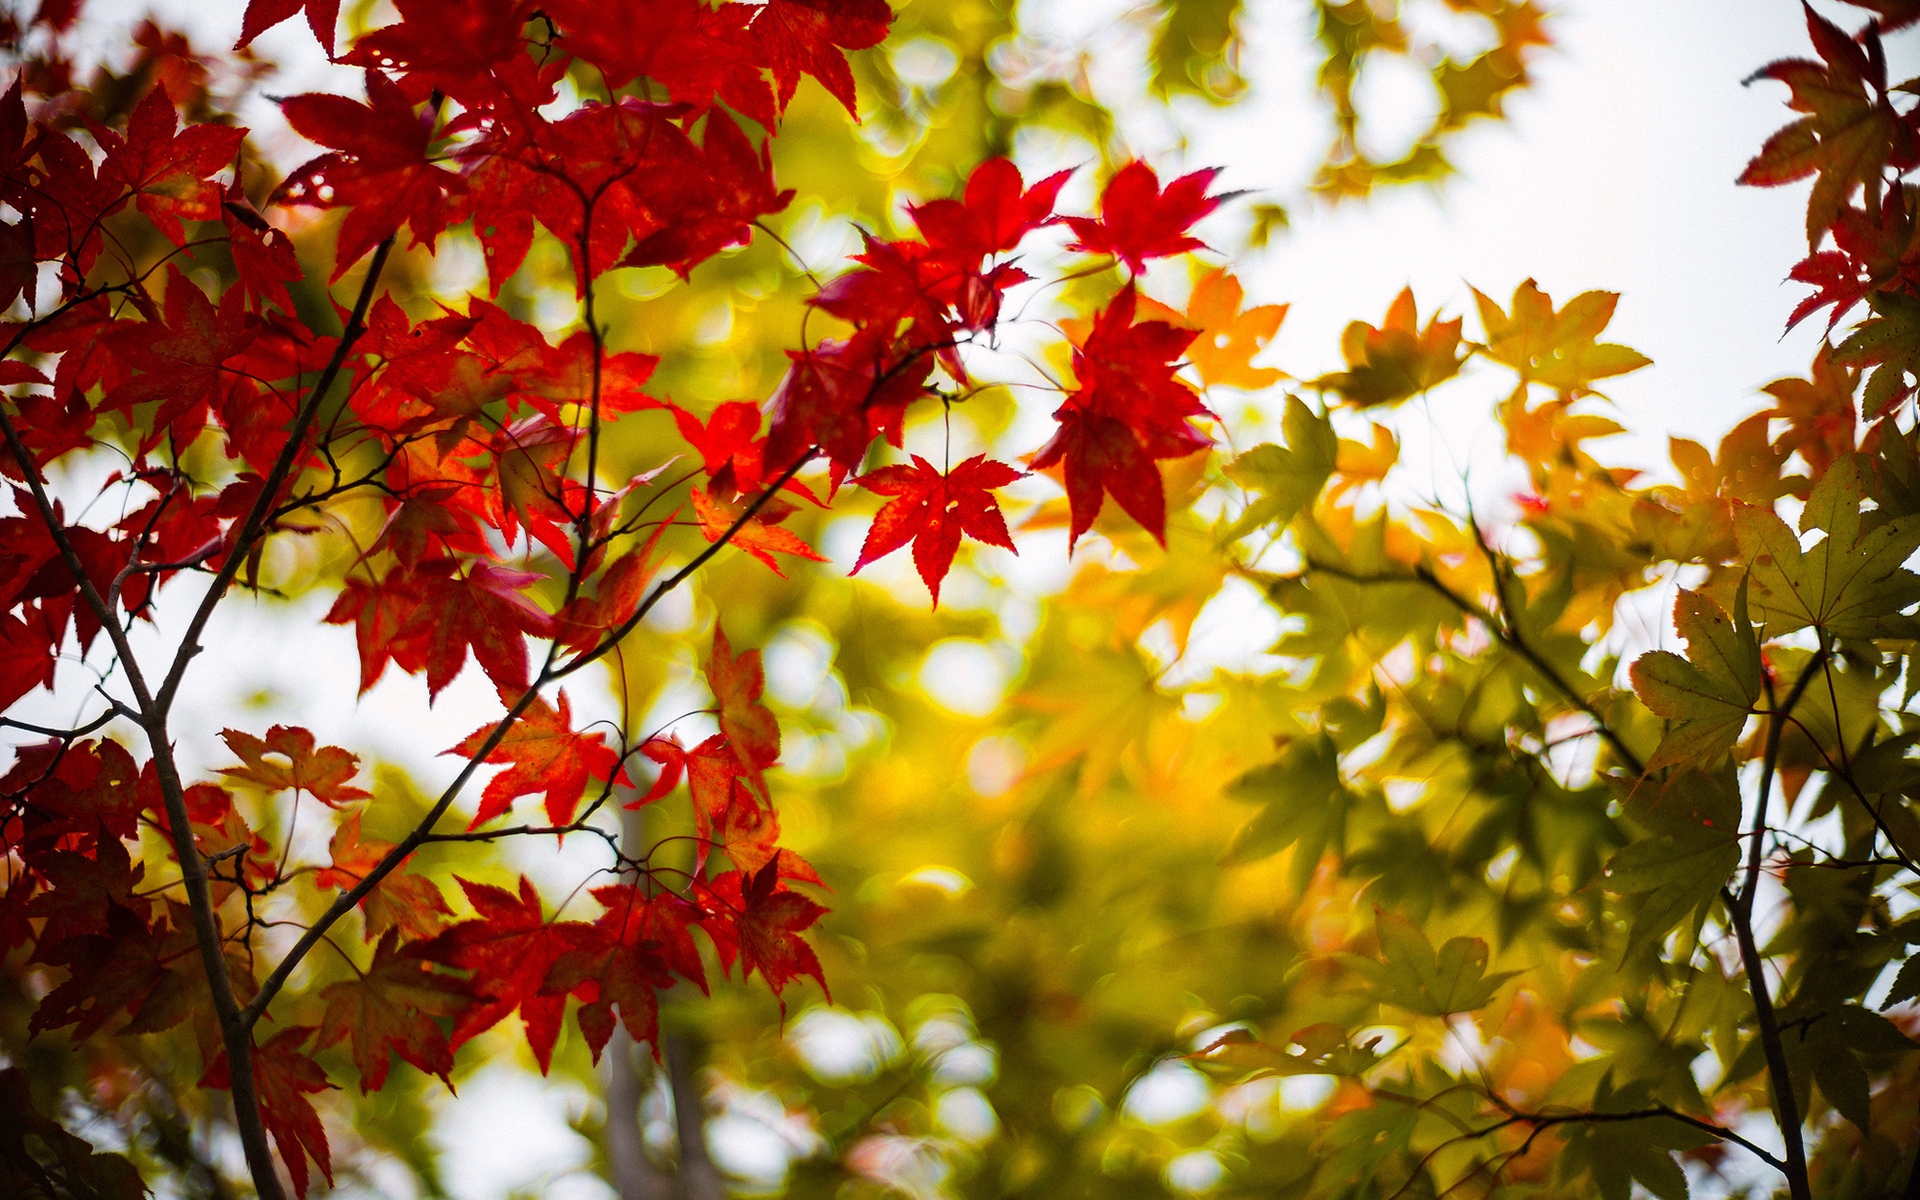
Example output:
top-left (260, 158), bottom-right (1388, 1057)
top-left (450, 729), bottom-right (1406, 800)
top-left (18, 2), bottom-right (1906, 1196)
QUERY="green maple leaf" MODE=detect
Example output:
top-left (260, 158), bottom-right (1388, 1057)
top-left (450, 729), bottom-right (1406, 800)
top-left (1553, 1074), bottom-right (1717, 1200)
top-left (1471, 279), bottom-right (1651, 395)
top-left (1191, 1021), bottom-right (1386, 1078)
top-left (1219, 733), bottom-right (1345, 896)
top-left (1834, 289), bottom-right (1920, 415)
top-left (1629, 583), bottom-right (1761, 770)
top-left (1734, 454), bottom-right (1920, 638)
top-left (1353, 909), bottom-right (1518, 1017)
top-left (1604, 769), bottom-right (1742, 961)
top-left (1224, 395), bottom-right (1337, 537)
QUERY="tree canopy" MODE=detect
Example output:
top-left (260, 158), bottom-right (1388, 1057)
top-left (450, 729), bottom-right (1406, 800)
top-left (6, 3), bottom-right (1920, 1200)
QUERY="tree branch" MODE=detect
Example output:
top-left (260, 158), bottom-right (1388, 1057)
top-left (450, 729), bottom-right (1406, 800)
top-left (1298, 558), bottom-right (1645, 776)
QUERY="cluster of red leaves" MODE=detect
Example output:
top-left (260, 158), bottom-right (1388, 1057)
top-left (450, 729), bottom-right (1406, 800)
top-left (0, 0), bottom-right (1244, 1192)
top-left (1, 633), bottom-right (827, 1194)
top-left (1742, 2), bottom-right (1920, 354)
top-left (1, 735), bottom-right (322, 1190)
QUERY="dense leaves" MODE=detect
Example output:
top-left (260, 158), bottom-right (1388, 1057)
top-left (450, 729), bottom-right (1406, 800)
top-left (27, 3), bottom-right (1920, 1200)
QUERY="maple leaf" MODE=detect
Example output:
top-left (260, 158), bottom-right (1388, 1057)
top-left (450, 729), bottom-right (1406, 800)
top-left (315, 813), bottom-right (454, 942)
top-left (909, 157), bottom-right (1071, 263)
top-left (1735, 454), bottom-right (1920, 637)
top-left (1833, 287), bottom-right (1920, 413)
top-left (849, 454), bottom-right (1021, 606)
top-left (710, 625), bottom-right (781, 781)
top-left (764, 332), bottom-right (931, 478)
top-left (201, 1027), bottom-right (335, 1199)
top-left (1190, 1023), bottom-right (1385, 1079)
top-left (586, 883), bottom-right (708, 991)
top-left (542, 909), bottom-right (673, 1062)
top-left (452, 690), bottom-right (624, 828)
top-left (412, 560), bottom-right (557, 698)
top-left (1604, 769), bottom-right (1744, 960)
top-left (691, 485), bottom-right (829, 577)
top-left (30, 902), bottom-right (197, 1041)
top-left (750, 0), bottom-right (893, 117)
top-left (218, 726), bottom-right (371, 805)
top-left (96, 86), bottom-right (245, 247)
top-left (1219, 734), bottom-right (1348, 894)
top-left (223, 182), bottom-right (303, 315)
top-left (1629, 586), bottom-right (1762, 771)
top-left (1224, 396), bottom-right (1339, 539)
top-left (1031, 285), bottom-right (1211, 546)
top-left (1352, 909), bottom-right (1518, 1017)
top-left (0, 614), bottom-right (57, 716)
top-left (544, 0), bottom-right (771, 122)
top-left (1764, 344), bottom-right (1859, 474)
top-left (340, 0), bottom-right (530, 96)
top-left (236, 0), bottom-right (342, 55)
top-left (1471, 279), bottom-right (1650, 395)
top-left (707, 859), bottom-right (828, 1001)
top-left (275, 70), bottom-right (461, 277)
top-left (103, 265), bottom-right (257, 449)
top-left (317, 930), bottom-right (473, 1092)
top-left (1063, 162), bottom-right (1227, 272)
top-left (1310, 287), bottom-right (1462, 407)
top-left (420, 876), bottom-right (592, 1074)
top-left (1740, 5), bottom-right (1909, 247)
top-left (1555, 1075), bottom-right (1719, 1200)
top-left (1142, 268), bottom-right (1287, 391)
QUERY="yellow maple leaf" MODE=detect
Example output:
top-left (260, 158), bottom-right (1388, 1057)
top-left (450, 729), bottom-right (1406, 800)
top-left (1135, 269), bottom-right (1287, 390)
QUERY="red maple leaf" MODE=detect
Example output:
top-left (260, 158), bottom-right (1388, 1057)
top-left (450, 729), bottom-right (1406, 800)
top-left (201, 1026), bottom-right (336, 1199)
top-left (709, 782), bottom-right (783, 875)
top-left (618, 109), bottom-right (796, 276)
top-left (420, 876), bottom-right (594, 1074)
top-left (412, 560), bottom-right (557, 698)
top-left (275, 70), bottom-right (462, 277)
top-left (0, 614), bottom-right (57, 716)
top-left (340, 0), bottom-right (530, 96)
top-left (29, 902), bottom-right (196, 1042)
top-left (222, 180), bottom-right (302, 314)
top-left (313, 813), bottom-right (454, 943)
top-left (911, 157), bottom-right (1071, 262)
top-left (1738, 5), bottom-right (1913, 246)
top-left (316, 930), bottom-right (474, 1092)
top-left (586, 883), bottom-right (708, 992)
top-left (541, 906), bottom-right (674, 1062)
top-left (765, 332), bottom-right (931, 478)
top-left (850, 454), bottom-right (1021, 605)
top-left (1031, 285), bottom-right (1211, 545)
top-left (545, 0), bottom-right (773, 124)
top-left (218, 725), bottom-right (372, 805)
top-left (236, 0), bottom-right (342, 55)
top-left (750, 0), bottom-right (893, 117)
top-left (703, 860), bottom-right (827, 1001)
top-left (691, 485), bottom-right (830, 577)
top-left (7, 736), bottom-right (144, 849)
top-left (451, 689), bottom-right (625, 828)
top-left (103, 265), bottom-right (257, 450)
top-left (1063, 162), bottom-right (1227, 273)
top-left (710, 625), bottom-right (781, 782)
top-left (96, 85), bottom-right (246, 246)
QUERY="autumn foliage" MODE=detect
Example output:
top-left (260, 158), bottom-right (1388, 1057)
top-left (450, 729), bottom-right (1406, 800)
top-left (0, 0), bottom-right (1254, 1195)
top-left (13, 0), bottom-right (1920, 1199)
